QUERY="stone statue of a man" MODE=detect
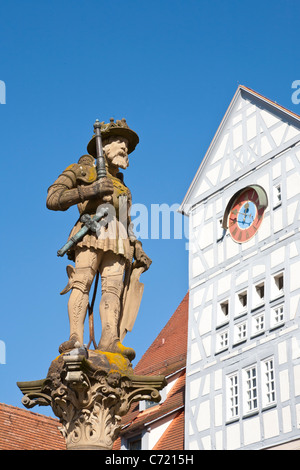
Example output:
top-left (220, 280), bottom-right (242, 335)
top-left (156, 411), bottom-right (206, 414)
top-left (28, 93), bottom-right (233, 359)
top-left (46, 118), bottom-right (151, 360)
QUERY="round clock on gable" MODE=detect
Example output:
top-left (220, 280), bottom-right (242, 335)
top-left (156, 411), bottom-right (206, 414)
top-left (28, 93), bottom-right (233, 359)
top-left (223, 185), bottom-right (268, 243)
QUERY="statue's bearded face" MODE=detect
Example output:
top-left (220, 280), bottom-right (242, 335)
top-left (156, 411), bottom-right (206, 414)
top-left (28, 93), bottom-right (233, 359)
top-left (103, 136), bottom-right (129, 169)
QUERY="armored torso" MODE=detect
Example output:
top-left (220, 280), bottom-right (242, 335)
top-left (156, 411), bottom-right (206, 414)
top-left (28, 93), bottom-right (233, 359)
top-left (47, 154), bottom-right (133, 261)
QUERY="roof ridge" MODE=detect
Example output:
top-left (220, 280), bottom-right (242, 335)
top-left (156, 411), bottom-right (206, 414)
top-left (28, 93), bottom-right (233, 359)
top-left (179, 85), bottom-right (300, 214)
top-left (134, 354), bottom-right (186, 376)
top-left (239, 85), bottom-right (300, 121)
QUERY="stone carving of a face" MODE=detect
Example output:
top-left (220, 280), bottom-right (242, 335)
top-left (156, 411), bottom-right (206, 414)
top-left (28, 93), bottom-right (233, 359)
top-left (103, 136), bottom-right (129, 170)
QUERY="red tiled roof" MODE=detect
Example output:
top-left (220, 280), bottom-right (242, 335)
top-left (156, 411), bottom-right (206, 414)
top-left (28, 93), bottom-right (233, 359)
top-left (113, 370), bottom-right (186, 450)
top-left (153, 409), bottom-right (185, 450)
top-left (120, 370), bottom-right (186, 433)
top-left (134, 292), bottom-right (189, 377)
top-left (0, 403), bottom-right (66, 450)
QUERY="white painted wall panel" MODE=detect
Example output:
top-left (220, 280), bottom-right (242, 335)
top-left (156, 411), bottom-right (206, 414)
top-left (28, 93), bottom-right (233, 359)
top-left (196, 400), bottom-right (210, 432)
top-left (189, 377), bottom-right (201, 401)
top-left (226, 422), bottom-right (241, 450)
top-left (282, 406), bottom-right (292, 434)
top-left (201, 435), bottom-right (212, 450)
top-left (263, 410), bottom-right (279, 439)
top-left (279, 369), bottom-right (290, 402)
top-left (199, 305), bottom-right (212, 335)
top-left (293, 365), bottom-right (300, 396)
top-left (286, 172), bottom-right (300, 199)
top-left (214, 394), bottom-right (223, 427)
top-left (184, 88), bottom-right (300, 450)
top-left (278, 340), bottom-right (288, 364)
top-left (243, 416), bottom-right (261, 446)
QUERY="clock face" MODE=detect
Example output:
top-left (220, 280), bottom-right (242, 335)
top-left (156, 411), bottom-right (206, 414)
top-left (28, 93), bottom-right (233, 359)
top-left (228, 188), bottom-right (265, 243)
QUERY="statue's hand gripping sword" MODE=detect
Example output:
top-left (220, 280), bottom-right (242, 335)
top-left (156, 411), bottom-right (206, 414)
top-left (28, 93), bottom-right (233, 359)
top-left (57, 120), bottom-right (109, 257)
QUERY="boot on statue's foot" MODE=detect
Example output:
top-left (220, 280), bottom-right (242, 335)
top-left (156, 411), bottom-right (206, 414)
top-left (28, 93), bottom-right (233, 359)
top-left (111, 340), bottom-right (136, 361)
top-left (98, 338), bottom-right (136, 362)
top-left (59, 334), bottom-right (81, 354)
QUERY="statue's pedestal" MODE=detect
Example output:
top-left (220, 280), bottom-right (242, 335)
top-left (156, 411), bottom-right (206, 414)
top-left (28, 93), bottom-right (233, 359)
top-left (17, 347), bottom-right (166, 450)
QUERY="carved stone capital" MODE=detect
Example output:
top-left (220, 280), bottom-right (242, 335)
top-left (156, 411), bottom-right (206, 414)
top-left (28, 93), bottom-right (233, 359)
top-left (18, 348), bottom-right (166, 450)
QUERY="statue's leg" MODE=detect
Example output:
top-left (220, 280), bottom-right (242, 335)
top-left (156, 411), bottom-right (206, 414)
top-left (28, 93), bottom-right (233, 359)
top-left (98, 252), bottom-right (135, 361)
top-left (59, 248), bottom-right (101, 354)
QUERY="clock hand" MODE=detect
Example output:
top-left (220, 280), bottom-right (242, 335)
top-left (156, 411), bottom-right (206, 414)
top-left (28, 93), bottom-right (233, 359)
top-left (237, 210), bottom-right (249, 217)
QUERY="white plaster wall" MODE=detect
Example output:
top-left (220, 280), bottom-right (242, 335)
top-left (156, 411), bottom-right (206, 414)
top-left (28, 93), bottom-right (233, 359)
top-left (214, 394), bottom-right (223, 427)
top-left (189, 144), bottom-right (300, 285)
top-left (196, 400), bottom-right (210, 432)
top-left (278, 340), bottom-right (288, 364)
top-left (186, 110), bottom-right (300, 449)
top-left (226, 422), bottom-right (241, 450)
top-left (279, 369), bottom-right (290, 402)
top-left (263, 409), bottom-right (280, 440)
top-left (147, 415), bottom-right (173, 449)
top-left (282, 406), bottom-right (292, 434)
top-left (201, 435), bottom-right (212, 450)
top-left (243, 416), bottom-right (261, 446)
top-left (189, 377), bottom-right (201, 401)
top-left (290, 260), bottom-right (300, 292)
top-left (293, 364), bottom-right (300, 396)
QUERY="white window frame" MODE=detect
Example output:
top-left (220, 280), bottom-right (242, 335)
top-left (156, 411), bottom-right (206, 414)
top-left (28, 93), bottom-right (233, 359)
top-left (234, 320), bottom-right (247, 344)
top-left (226, 372), bottom-right (239, 421)
top-left (251, 311), bottom-right (265, 336)
top-left (271, 271), bottom-right (284, 300)
top-left (273, 183), bottom-right (282, 208)
top-left (261, 357), bottom-right (276, 408)
top-left (217, 299), bottom-right (230, 327)
top-left (270, 303), bottom-right (284, 329)
top-left (216, 329), bottom-right (229, 352)
top-left (121, 433), bottom-right (143, 450)
top-left (235, 289), bottom-right (248, 317)
top-left (252, 281), bottom-right (265, 309)
top-left (139, 399), bottom-right (158, 411)
top-left (243, 365), bottom-right (258, 415)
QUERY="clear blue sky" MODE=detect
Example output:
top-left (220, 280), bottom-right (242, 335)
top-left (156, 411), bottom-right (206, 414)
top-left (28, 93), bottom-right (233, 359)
top-left (1, 0), bottom-right (300, 416)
